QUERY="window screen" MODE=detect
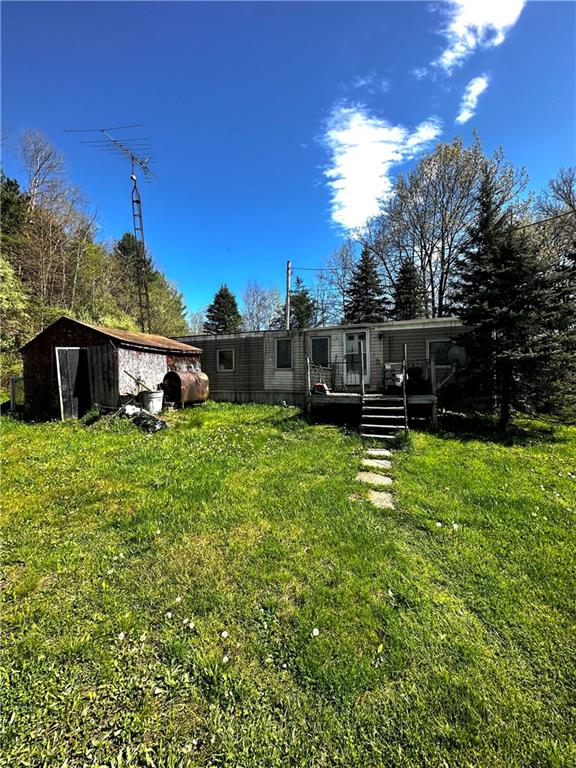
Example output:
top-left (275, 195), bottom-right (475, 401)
top-left (276, 339), bottom-right (292, 368)
top-left (429, 341), bottom-right (451, 365)
top-left (311, 337), bottom-right (329, 367)
top-left (217, 349), bottom-right (235, 371)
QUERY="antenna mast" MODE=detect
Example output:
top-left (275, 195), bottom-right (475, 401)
top-left (64, 124), bottom-right (155, 332)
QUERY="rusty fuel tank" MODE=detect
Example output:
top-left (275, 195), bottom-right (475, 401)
top-left (162, 370), bottom-right (209, 405)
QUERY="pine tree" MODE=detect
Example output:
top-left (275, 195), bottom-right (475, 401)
top-left (457, 166), bottom-right (576, 428)
top-left (344, 247), bottom-right (388, 324)
top-left (392, 259), bottom-right (426, 320)
top-left (290, 277), bottom-right (317, 329)
top-left (115, 233), bottom-right (154, 332)
top-left (204, 284), bottom-right (242, 334)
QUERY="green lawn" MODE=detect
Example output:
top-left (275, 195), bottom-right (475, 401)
top-left (1, 404), bottom-right (575, 767)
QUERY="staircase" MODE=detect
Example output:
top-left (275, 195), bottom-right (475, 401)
top-left (360, 394), bottom-right (408, 440)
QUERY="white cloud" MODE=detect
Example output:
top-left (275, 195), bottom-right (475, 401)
top-left (456, 74), bottom-right (490, 123)
top-left (412, 67), bottom-right (429, 81)
top-left (350, 73), bottom-right (390, 94)
top-left (435, 0), bottom-right (525, 73)
top-left (324, 106), bottom-right (442, 230)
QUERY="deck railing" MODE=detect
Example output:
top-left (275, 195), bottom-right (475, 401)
top-left (307, 356), bottom-right (452, 395)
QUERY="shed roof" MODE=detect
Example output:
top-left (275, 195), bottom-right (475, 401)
top-left (22, 316), bottom-right (202, 354)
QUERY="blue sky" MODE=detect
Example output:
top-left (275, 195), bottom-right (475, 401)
top-left (2, 1), bottom-right (575, 314)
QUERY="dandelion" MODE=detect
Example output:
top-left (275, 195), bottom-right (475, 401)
top-left (192, 738), bottom-right (198, 746)
top-left (139, 633), bottom-right (147, 642)
top-left (118, 631), bottom-right (126, 641)
top-left (452, 523), bottom-right (460, 531)
top-left (311, 627), bottom-right (320, 637)
top-left (222, 655), bottom-right (229, 664)
top-left (119, 552), bottom-right (125, 559)
top-left (221, 630), bottom-right (229, 639)
top-left (282, 662), bottom-right (287, 669)
top-left (165, 611), bottom-right (173, 619)
top-left (155, 529), bottom-right (161, 535)
top-left (153, 686), bottom-right (162, 695)
top-left (436, 521), bottom-right (443, 527)
top-left (107, 568), bottom-right (114, 575)
top-left (175, 596), bottom-right (182, 604)
top-left (265, 655), bottom-right (273, 664)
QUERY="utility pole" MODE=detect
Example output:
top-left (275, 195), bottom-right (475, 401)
top-left (285, 260), bottom-right (292, 330)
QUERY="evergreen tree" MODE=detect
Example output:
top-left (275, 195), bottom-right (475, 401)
top-left (344, 247), bottom-right (388, 324)
top-left (204, 284), bottom-right (242, 334)
top-left (392, 259), bottom-right (426, 320)
top-left (457, 166), bottom-right (576, 428)
top-left (290, 277), bottom-right (317, 329)
top-left (114, 233), bottom-right (154, 332)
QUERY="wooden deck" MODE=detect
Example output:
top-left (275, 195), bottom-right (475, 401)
top-left (306, 391), bottom-right (438, 423)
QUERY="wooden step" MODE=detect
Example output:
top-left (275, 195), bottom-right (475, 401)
top-left (362, 406), bottom-right (404, 411)
top-left (362, 423), bottom-right (407, 430)
top-left (361, 414), bottom-right (405, 421)
top-left (363, 395), bottom-right (403, 401)
top-left (361, 433), bottom-right (396, 440)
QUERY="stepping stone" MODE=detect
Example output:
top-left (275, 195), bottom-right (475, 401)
top-left (356, 471), bottom-right (393, 487)
top-left (366, 448), bottom-right (392, 458)
top-left (362, 458), bottom-right (392, 470)
top-left (368, 490), bottom-right (395, 509)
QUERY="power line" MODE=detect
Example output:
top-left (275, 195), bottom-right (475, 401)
top-left (512, 209), bottom-right (575, 230)
top-left (294, 211), bottom-right (575, 274)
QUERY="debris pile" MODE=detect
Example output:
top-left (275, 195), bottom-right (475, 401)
top-left (119, 404), bottom-right (168, 433)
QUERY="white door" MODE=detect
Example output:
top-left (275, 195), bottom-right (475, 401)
top-left (343, 331), bottom-right (369, 387)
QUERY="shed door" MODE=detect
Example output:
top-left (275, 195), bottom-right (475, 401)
top-left (56, 348), bottom-right (91, 419)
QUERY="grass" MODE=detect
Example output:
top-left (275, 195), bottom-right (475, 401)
top-left (1, 403), bottom-right (575, 767)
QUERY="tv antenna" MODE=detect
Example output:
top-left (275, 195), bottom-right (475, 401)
top-left (64, 124), bottom-right (155, 332)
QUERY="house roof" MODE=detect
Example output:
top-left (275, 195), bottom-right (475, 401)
top-left (176, 316), bottom-right (464, 342)
top-left (22, 316), bottom-right (202, 354)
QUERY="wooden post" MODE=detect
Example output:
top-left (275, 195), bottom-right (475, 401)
top-left (306, 356), bottom-right (311, 395)
top-left (431, 356), bottom-right (437, 393)
top-left (402, 358), bottom-right (409, 431)
top-left (359, 340), bottom-right (365, 397)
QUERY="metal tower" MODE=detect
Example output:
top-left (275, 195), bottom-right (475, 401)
top-left (64, 124), bottom-right (155, 332)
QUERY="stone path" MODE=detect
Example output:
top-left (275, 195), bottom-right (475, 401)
top-left (362, 458), bottom-right (392, 470)
top-left (355, 447), bottom-right (395, 508)
top-left (356, 471), bottom-right (393, 487)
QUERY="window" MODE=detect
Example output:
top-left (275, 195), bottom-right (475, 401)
top-left (429, 340), bottom-right (451, 366)
top-left (276, 338), bottom-right (292, 369)
top-left (311, 337), bottom-right (329, 367)
top-left (217, 349), bottom-right (235, 371)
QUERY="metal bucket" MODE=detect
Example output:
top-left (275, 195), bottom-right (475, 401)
top-left (140, 390), bottom-right (164, 414)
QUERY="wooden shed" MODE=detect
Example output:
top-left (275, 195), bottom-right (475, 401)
top-left (21, 316), bottom-right (203, 419)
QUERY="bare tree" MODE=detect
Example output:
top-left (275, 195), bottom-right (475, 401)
top-left (536, 167), bottom-right (576, 269)
top-left (357, 138), bottom-right (528, 317)
top-left (188, 308), bottom-right (207, 334)
top-left (19, 130), bottom-right (65, 214)
top-left (241, 280), bottom-right (282, 330)
top-left (321, 239), bottom-right (357, 323)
